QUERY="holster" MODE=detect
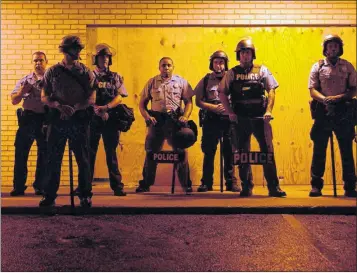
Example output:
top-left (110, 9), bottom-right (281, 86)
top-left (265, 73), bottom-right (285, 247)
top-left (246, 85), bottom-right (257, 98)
top-left (17, 108), bottom-right (45, 127)
top-left (346, 99), bottom-right (357, 125)
top-left (16, 108), bottom-right (23, 126)
top-left (198, 101), bottom-right (221, 127)
top-left (198, 109), bottom-right (206, 127)
top-left (309, 100), bottom-right (326, 120)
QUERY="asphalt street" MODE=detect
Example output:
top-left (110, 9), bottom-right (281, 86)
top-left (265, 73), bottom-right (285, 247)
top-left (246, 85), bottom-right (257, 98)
top-left (1, 214), bottom-right (356, 271)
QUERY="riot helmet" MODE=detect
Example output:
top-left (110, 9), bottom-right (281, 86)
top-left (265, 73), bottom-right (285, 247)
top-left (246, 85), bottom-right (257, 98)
top-left (92, 43), bottom-right (116, 66)
top-left (322, 34), bottom-right (343, 57)
top-left (209, 50), bottom-right (229, 71)
top-left (235, 38), bottom-right (256, 61)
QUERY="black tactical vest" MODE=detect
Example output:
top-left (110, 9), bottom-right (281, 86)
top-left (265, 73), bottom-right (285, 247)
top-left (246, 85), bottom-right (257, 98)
top-left (230, 64), bottom-right (266, 117)
top-left (93, 70), bottom-right (119, 106)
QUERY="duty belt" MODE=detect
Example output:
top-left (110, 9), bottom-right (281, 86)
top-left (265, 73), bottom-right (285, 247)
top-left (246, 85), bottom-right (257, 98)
top-left (235, 99), bottom-right (262, 104)
top-left (23, 109), bottom-right (45, 116)
top-left (205, 100), bottom-right (221, 105)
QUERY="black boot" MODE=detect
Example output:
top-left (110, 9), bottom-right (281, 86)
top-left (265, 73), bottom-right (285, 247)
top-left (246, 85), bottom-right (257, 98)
top-left (136, 186), bottom-right (150, 193)
top-left (226, 183), bottom-right (241, 192)
top-left (10, 188), bottom-right (26, 196)
top-left (344, 190), bottom-right (357, 197)
top-left (240, 187), bottom-right (253, 197)
top-left (197, 184), bottom-right (208, 192)
top-left (114, 187), bottom-right (127, 196)
top-left (268, 187), bottom-right (287, 197)
top-left (309, 187), bottom-right (322, 197)
top-left (79, 196), bottom-right (92, 208)
top-left (240, 181), bottom-right (253, 197)
top-left (39, 196), bottom-right (55, 207)
top-left (185, 187), bottom-right (193, 195)
top-left (135, 180), bottom-right (150, 193)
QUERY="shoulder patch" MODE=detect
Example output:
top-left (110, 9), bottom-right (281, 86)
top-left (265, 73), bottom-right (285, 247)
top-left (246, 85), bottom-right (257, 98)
top-left (119, 75), bottom-right (124, 84)
top-left (252, 64), bottom-right (262, 74)
top-left (318, 59), bottom-right (324, 69)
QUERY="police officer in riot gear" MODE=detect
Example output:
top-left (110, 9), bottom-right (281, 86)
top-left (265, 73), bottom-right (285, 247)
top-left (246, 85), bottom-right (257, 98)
top-left (10, 51), bottom-right (48, 196)
top-left (218, 38), bottom-right (286, 197)
top-left (195, 50), bottom-right (240, 192)
top-left (308, 34), bottom-right (357, 197)
top-left (89, 43), bottom-right (128, 196)
top-left (136, 57), bottom-right (195, 194)
top-left (40, 35), bottom-right (95, 207)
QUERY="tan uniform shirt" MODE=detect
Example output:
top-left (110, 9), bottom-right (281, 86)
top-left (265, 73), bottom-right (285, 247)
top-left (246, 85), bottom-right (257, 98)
top-left (141, 74), bottom-right (194, 112)
top-left (194, 72), bottom-right (224, 103)
top-left (308, 58), bottom-right (357, 96)
top-left (11, 73), bottom-right (45, 113)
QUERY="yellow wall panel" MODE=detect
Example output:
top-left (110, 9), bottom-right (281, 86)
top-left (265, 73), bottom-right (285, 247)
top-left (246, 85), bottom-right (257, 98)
top-left (87, 27), bottom-right (356, 187)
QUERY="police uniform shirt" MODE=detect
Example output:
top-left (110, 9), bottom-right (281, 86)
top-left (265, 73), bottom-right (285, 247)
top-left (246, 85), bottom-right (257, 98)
top-left (141, 74), bottom-right (194, 112)
top-left (11, 72), bottom-right (45, 113)
top-left (92, 68), bottom-right (128, 106)
top-left (218, 64), bottom-right (279, 95)
top-left (308, 58), bottom-right (357, 96)
top-left (194, 73), bottom-right (223, 104)
top-left (42, 61), bottom-right (94, 107)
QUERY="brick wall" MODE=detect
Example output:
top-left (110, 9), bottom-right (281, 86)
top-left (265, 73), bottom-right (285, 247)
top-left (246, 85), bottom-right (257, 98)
top-left (1, 0), bottom-right (356, 186)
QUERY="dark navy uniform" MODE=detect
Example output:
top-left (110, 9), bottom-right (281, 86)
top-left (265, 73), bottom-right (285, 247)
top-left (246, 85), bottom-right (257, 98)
top-left (11, 73), bottom-right (46, 193)
top-left (42, 61), bottom-right (94, 200)
top-left (194, 72), bottom-right (238, 190)
top-left (90, 68), bottom-right (128, 192)
top-left (219, 64), bottom-right (281, 192)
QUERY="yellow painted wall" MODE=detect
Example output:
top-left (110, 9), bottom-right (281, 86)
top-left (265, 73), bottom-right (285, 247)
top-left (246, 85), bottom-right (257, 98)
top-left (87, 26), bottom-right (356, 187)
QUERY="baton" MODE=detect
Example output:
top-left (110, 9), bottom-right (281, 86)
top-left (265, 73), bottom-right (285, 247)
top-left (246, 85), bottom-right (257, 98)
top-left (68, 140), bottom-right (75, 209)
top-left (355, 126), bottom-right (357, 177)
top-left (330, 132), bottom-right (337, 197)
top-left (250, 116), bottom-right (274, 120)
top-left (171, 162), bottom-right (176, 194)
top-left (219, 132), bottom-right (224, 193)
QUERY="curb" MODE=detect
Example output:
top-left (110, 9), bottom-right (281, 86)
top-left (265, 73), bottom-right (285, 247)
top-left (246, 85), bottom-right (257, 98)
top-left (2, 206), bottom-right (356, 215)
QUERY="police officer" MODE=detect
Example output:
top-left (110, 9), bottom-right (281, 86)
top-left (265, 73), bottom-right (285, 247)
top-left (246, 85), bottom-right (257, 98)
top-left (195, 50), bottom-right (240, 192)
top-left (39, 35), bottom-right (95, 207)
top-left (218, 38), bottom-right (286, 197)
top-left (136, 57), bottom-right (195, 193)
top-left (10, 51), bottom-right (48, 196)
top-left (90, 43), bottom-right (128, 196)
top-left (308, 34), bottom-right (357, 197)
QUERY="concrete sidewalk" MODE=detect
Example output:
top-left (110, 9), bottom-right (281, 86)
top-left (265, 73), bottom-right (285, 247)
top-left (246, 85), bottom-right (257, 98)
top-left (1, 184), bottom-right (356, 215)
